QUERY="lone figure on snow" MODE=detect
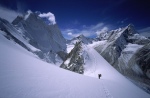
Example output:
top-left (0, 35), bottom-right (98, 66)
top-left (98, 74), bottom-right (102, 79)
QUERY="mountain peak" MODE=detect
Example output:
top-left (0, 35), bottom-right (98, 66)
top-left (126, 23), bottom-right (137, 35)
top-left (77, 34), bottom-right (85, 38)
top-left (24, 10), bottom-right (33, 20)
top-left (71, 34), bottom-right (93, 44)
top-left (127, 23), bottom-right (134, 27)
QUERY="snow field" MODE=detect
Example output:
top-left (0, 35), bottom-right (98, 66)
top-left (0, 33), bottom-right (150, 98)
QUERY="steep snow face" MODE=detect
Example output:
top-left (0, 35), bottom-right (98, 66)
top-left (1, 33), bottom-right (150, 98)
top-left (116, 43), bottom-right (143, 75)
top-left (12, 11), bottom-right (66, 53)
top-left (95, 26), bottom-right (130, 66)
top-left (128, 43), bottom-right (150, 78)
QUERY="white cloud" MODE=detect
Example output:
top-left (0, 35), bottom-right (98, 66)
top-left (39, 12), bottom-right (56, 25)
top-left (0, 5), bottom-right (21, 23)
top-left (68, 32), bottom-right (72, 35)
top-left (96, 27), bottom-right (108, 35)
top-left (91, 23), bottom-right (104, 30)
top-left (138, 27), bottom-right (150, 37)
top-left (62, 23), bottom-right (109, 39)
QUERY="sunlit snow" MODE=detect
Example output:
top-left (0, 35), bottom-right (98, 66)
top-left (0, 32), bottom-right (150, 98)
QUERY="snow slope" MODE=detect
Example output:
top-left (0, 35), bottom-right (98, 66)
top-left (0, 33), bottom-right (150, 98)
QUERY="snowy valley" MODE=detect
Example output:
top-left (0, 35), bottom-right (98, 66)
top-left (0, 10), bottom-right (150, 98)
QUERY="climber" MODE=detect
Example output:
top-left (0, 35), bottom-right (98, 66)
top-left (98, 74), bottom-right (102, 79)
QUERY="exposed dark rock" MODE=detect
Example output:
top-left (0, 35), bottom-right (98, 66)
top-left (60, 42), bottom-right (84, 74)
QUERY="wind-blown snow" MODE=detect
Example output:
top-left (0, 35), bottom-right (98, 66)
top-left (24, 10), bottom-right (32, 20)
top-left (39, 12), bottom-right (56, 25)
top-left (96, 27), bottom-right (108, 35)
top-left (0, 33), bottom-right (150, 98)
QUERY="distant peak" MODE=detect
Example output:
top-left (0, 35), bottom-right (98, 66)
top-left (127, 23), bottom-right (134, 28)
top-left (79, 34), bottom-right (85, 37)
top-left (126, 23), bottom-right (137, 34)
top-left (76, 34), bottom-right (86, 39)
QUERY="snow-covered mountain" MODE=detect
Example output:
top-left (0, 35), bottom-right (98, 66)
top-left (60, 41), bottom-right (84, 74)
top-left (1, 31), bottom-right (150, 98)
top-left (94, 24), bottom-right (150, 93)
top-left (0, 10), bottom-right (66, 63)
top-left (1, 9), bottom-right (150, 97)
top-left (128, 43), bottom-right (150, 78)
top-left (67, 34), bottom-right (93, 45)
top-left (62, 34), bottom-right (95, 74)
top-left (12, 11), bottom-right (66, 53)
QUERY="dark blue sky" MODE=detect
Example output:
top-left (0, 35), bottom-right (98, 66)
top-left (0, 0), bottom-right (150, 39)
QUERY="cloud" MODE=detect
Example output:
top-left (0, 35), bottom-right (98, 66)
top-left (62, 23), bottom-right (109, 39)
top-left (96, 27), bottom-right (108, 35)
top-left (0, 5), bottom-right (21, 23)
top-left (91, 23), bottom-right (104, 30)
top-left (39, 12), bottom-right (56, 25)
top-left (138, 27), bottom-right (150, 37)
top-left (68, 32), bottom-right (73, 35)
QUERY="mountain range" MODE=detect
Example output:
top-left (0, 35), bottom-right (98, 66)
top-left (62, 24), bottom-right (150, 93)
top-left (0, 10), bottom-right (150, 97)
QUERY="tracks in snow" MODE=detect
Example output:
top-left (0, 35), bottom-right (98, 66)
top-left (102, 82), bottom-right (113, 98)
top-left (84, 46), bottom-right (114, 98)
